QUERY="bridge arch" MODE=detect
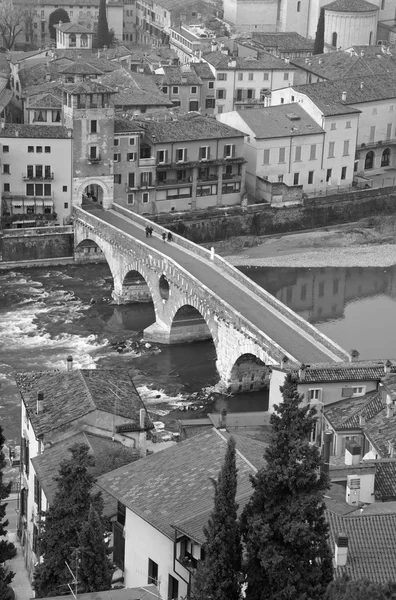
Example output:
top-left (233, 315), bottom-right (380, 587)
top-left (169, 300), bottom-right (217, 348)
top-left (75, 177), bottom-right (113, 209)
top-left (227, 352), bottom-right (271, 394)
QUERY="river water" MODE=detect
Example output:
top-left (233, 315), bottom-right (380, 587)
top-left (1, 262), bottom-right (395, 444)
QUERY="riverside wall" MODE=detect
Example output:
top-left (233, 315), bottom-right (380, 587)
top-left (0, 226), bottom-right (74, 263)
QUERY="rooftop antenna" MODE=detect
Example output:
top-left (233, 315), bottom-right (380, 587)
top-left (65, 549), bottom-right (80, 599)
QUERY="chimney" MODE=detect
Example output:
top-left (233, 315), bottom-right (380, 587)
top-left (228, 59), bottom-right (237, 68)
top-left (318, 57), bottom-right (322, 64)
top-left (280, 355), bottom-right (289, 370)
top-left (341, 91), bottom-right (347, 102)
top-left (322, 431), bottom-right (333, 475)
top-left (66, 355), bottom-right (73, 371)
top-left (360, 81), bottom-right (364, 90)
top-left (181, 74), bottom-right (188, 84)
top-left (350, 349), bottom-right (360, 362)
top-left (298, 363), bottom-right (307, 381)
top-left (219, 407), bottom-right (227, 429)
top-left (360, 50), bottom-right (365, 57)
top-left (385, 359), bottom-right (392, 374)
top-left (36, 391), bottom-right (44, 414)
top-left (77, 52), bottom-right (82, 60)
top-left (15, 131), bottom-right (19, 137)
top-left (359, 415), bottom-right (365, 427)
top-left (345, 440), bottom-right (361, 466)
top-left (139, 408), bottom-right (146, 429)
top-left (97, 49), bottom-right (101, 58)
top-left (386, 400), bottom-right (394, 419)
top-left (334, 533), bottom-right (348, 567)
top-left (59, 20), bottom-right (62, 27)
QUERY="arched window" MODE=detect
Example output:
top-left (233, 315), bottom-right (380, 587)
top-left (332, 32), bottom-right (338, 47)
top-left (365, 150), bottom-right (375, 170)
top-left (369, 31), bottom-right (373, 45)
top-left (80, 33), bottom-right (88, 47)
top-left (69, 33), bottom-right (76, 47)
top-left (381, 148), bottom-right (390, 167)
top-left (297, 1), bottom-right (301, 11)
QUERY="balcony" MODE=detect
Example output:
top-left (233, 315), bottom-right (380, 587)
top-left (156, 178), bottom-right (191, 187)
top-left (23, 172), bottom-right (54, 181)
top-left (222, 172), bottom-right (241, 180)
top-left (234, 96), bottom-right (265, 105)
top-left (358, 139), bottom-right (396, 151)
top-left (88, 156), bottom-right (102, 164)
top-left (139, 157), bottom-right (156, 167)
top-left (197, 173), bottom-right (218, 183)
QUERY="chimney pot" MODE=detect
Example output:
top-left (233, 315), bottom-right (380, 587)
top-left (350, 349), bottom-right (360, 362)
top-left (220, 407), bottom-right (227, 429)
top-left (36, 391), bottom-right (44, 414)
top-left (298, 363), bottom-right (307, 381)
top-left (359, 415), bottom-right (365, 427)
top-left (280, 355), bottom-right (289, 370)
top-left (335, 532), bottom-right (348, 566)
top-left (385, 359), bottom-right (392, 374)
top-left (341, 91), bottom-right (347, 102)
top-left (66, 355), bottom-right (73, 371)
top-left (360, 81), bottom-right (364, 90)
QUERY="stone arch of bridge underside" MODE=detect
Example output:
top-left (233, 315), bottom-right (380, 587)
top-left (227, 353), bottom-right (271, 395)
top-left (169, 305), bottom-right (213, 344)
top-left (119, 269), bottom-right (153, 304)
top-left (75, 238), bottom-right (110, 269)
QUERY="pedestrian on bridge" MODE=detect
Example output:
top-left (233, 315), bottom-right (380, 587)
top-left (145, 226), bottom-right (150, 238)
top-left (167, 232), bottom-right (173, 242)
top-left (162, 232), bottom-right (166, 242)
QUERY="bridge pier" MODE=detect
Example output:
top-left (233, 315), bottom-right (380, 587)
top-left (143, 316), bottom-right (212, 345)
top-left (112, 282), bottom-right (152, 305)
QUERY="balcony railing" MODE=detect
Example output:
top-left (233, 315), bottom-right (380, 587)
top-left (197, 174), bottom-right (218, 182)
top-left (139, 156), bottom-right (156, 167)
top-left (222, 172), bottom-right (241, 180)
top-left (234, 97), bottom-right (265, 104)
top-left (156, 178), bottom-right (191, 186)
top-left (23, 172), bottom-right (54, 181)
top-left (88, 156), bottom-right (102, 164)
top-left (358, 139), bottom-right (396, 150)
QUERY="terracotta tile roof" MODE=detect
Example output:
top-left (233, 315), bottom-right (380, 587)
top-left (234, 103), bottom-right (324, 139)
top-left (324, 0), bottom-right (378, 11)
top-left (23, 82), bottom-right (64, 99)
top-left (156, 66), bottom-right (202, 86)
top-left (190, 62), bottom-right (215, 80)
top-left (114, 118), bottom-right (144, 133)
top-left (27, 93), bottom-right (62, 109)
top-left (59, 61), bottom-right (104, 76)
top-left (0, 124), bottom-right (70, 138)
top-left (18, 61), bottom-right (68, 88)
top-left (55, 22), bottom-right (92, 33)
top-left (99, 69), bottom-right (172, 107)
top-left (61, 80), bottom-right (115, 94)
top-left (203, 50), bottom-right (293, 71)
top-left (298, 360), bottom-right (392, 382)
top-left (374, 461), bottom-right (396, 500)
top-left (325, 391), bottom-right (383, 430)
top-left (142, 113), bottom-right (245, 143)
top-left (15, 369), bottom-right (149, 437)
top-left (97, 429), bottom-right (266, 540)
top-left (382, 373), bottom-right (396, 400)
top-left (250, 31), bottom-right (314, 51)
top-left (362, 408), bottom-right (396, 457)
top-left (326, 510), bottom-right (396, 583)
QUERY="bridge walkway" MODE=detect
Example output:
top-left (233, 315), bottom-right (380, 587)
top-left (82, 206), bottom-right (342, 364)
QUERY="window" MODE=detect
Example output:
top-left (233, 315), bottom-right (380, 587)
top-left (44, 184), bottom-right (51, 196)
top-left (45, 146), bottom-right (51, 153)
top-left (330, 123), bottom-right (336, 130)
top-left (63, 185), bottom-right (67, 192)
top-left (217, 105), bottom-right (224, 114)
top-left (224, 144), bottom-right (235, 158)
top-left (372, 107), bottom-right (377, 115)
top-left (142, 192), bottom-right (149, 203)
top-left (114, 174), bottom-right (122, 184)
top-left (206, 98), bottom-right (215, 109)
top-left (263, 149), bottom-right (270, 165)
top-left (326, 168), bottom-right (332, 182)
top-left (280, 97), bottom-right (284, 104)
top-left (26, 183), bottom-right (34, 196)
top-left (308, 388), bottom-right (322, 401)
top-left (64, 202), bottom-right (68, 208)
top-left (308, 170), bottom-right (314, 184)
top-left (222, 181), bottom-right (240, 194)
top-left (278, 174), bottom-right (283, 182)
top-left (4, 183), bottom-right (10, 192)
top-left (141, 172), bottom-right (152, 186)
top-left (114, 139), bottom-right (120, 146)
top-left (369, 126), bottom-right (375, 142)
top-left (176, 148), bottom-right (187, 162)
top-left (365, 150), bottom-right (374, 169)
top-left (191, 86), bottom-right (197, 94)
top-left (127, 152), bottom-right (136, 161)
top-left (34, 475), bottom-right (41, 512)
top-left (114, 153), bottom-right (121, 162)
top-left (2, 145), bottom-right (9, 153)
top-left (346, 121), bottom-right (351, 128)
top-left (148, 559), bottom-right (158, 585)
top-left (283, 72), bottom-right (289, 80)
top-left (189, 100), bottom-right (199, 111)
top-left (381, 0), bottom-right (385, 7)
top-left (310, 144), bottom-right (316, 160)
top-left (293, 172), bottom-right (299, 185)
top-left (216, 89), bottom-right (226, 99)
top-left (263, 72), bottom-right (269, 80)
top-left (217, 73), bottom-right (227, 80)
top-left (157, 149), bottom-right (168, 164)
top-left (301, 283), bottom-right (307, 300)
top-left (353, 386), bottom-right (366, 396)
top-left (278, 147), bottom-right (286, 163)
top-left (332, 32), bottom-right (337, 47)
top-left (343, 140), bottom-right (349, 156)
top-left (248, 72), bottom-right (253, 81)
top-left (90, 146), bottom-right (98, 159)
top-left (3, 164), bottom-right (9, 174)
top-left (172, 86), bottom-right (179, 94)
top-left (36, 146), bottom-right (42, 153)
top-left (208, 81), bottom-right (214, 89)
top-left (295, 146), bottom-right (301, 162)
top-left (52, 110), bottom-right (61, 122)
top-left (297, 0), bottom-right (301, 10)
top-left (91, 120), bottom-right (97, 133)
top-left (199, 146), bottom-right (210, 160)
top-left (341, 166), bottom-right (347, 180)
top-left (328, 141), bottom-right (335, 158)
top-left (390, 105), bottom-right (394, 112)
top-left (238, 72), bottom-right (243, 81)
top-left (129, 138), bottom-right (135, 145)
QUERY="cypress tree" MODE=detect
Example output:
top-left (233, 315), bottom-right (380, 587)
top-left (313, 9), bottom-right (325, 55)
top-left (0, 425), bottom-right (16, 595)
top-left (78, 505), bottom-right (113, 592)
top-left (97, 0), bottom-right (110, 48)
top-left (241, 374), bottom-right (333, 600)
top-left (193, 436), bottom-right (242, 600)
top-left (33, 444), bottom-right (104, 598)
top-left (48, 8), bottom-right (70, 40)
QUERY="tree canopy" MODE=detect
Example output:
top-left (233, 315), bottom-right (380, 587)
top-left (241, 373), bottom-right (333, 600)
top-left (48, 9), bottom-right (70, 40)
top-left (193, 436), bottom-right (242, 600)
top-left (325, 576), bottom-right (396, 600)
top-left (33, 443), bottom-right (106, 598)
top-left (313, 9), bottom-right (325, 55)
top-left (0, 425), bottom-right (16, 597)
top-left (79, 505), bottom-right (113, 592)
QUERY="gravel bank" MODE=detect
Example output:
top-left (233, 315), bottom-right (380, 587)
top-left (225, 243), bottom-right (396, 268)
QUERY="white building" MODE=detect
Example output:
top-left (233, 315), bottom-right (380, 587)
top-left (55, 22), bottom-right (93, 50)
top-left (323, 0), bottom-right (379, 51)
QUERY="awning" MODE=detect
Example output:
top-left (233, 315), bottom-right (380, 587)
top-left (43, 200), bottom-right (54, 206)
top-left (34, 199), bottom-right (44, 205)
top-left (23, 200), bottom-right (35, 206)
top-left (12, 199), bottom-right (23, 205)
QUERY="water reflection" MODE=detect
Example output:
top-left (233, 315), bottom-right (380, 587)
top-left (241, 265), bottom-right (396, 325)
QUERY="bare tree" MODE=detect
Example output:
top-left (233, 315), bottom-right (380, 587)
top-left (0, 0), bottom-right (27, 50)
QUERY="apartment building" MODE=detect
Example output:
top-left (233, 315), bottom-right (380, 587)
top-left (202, 51), bottom-right (295, 114)
top-left (155, 65), bottom-right (204, 112)
top-left (0, 124), bottom-right (72, 229)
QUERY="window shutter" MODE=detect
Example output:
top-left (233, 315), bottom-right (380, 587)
top-left (148, 172), bottom-right (152, 185)
top-left (207, 147), bottom-right (211, 160)
top-left (223, 146), bottom-right (227, 158)
top-left (156, 151), bottom-right (161, 163)
top-left (199, 147), bottom-right (202, 160)
top-left (232, 144), bottom-right (236, 157)
top-left (140, 173), bottom-right (144, 186)
top-left (183, 148), bottom-right (187, 161)
top-left (165, 150), bottom-right (168, 164)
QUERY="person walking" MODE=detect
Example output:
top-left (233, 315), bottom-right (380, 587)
top-left (162, 232), bottom-right (166, 242)
top-left (167, 232), bottom-right (173, 242)
top-left (145, 226), bottom-right (150, 238)
top-left (149, 226), bottom-right (153, 237)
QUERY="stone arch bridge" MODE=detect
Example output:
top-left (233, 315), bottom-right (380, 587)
top-left (74, 205), bottom-right (350, 392)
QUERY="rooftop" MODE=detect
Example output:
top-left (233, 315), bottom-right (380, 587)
top-left (202, 51), bottom-right (293, 71)
top-left (55, 22), bottom-right (93, 34)
top-left (298, 360), bottom-right (394, 382)
top-left (324, 0), bottom-right (378, 11)
top-left (0, 124), bottom-right (71, 138)
top-left (114, 118), bottom-right (144, 134)
top-left (15, 369), bottom-right (149, 437)
top-left (363, 407), bottom-right (396, 457)
top-left (324, 391), bottom-right (383, 430)
top-left (141, 113), bottom-right (245, 143)
top-left (58, 61), bottom-right (104, 76)
top-left (233, 103), bottom-right (324, 139)
top-left (97, 429), bottom-right (266, 541)
top-left (250, 31), bottom-right (314, 51)
top-left (155, 65), bottom-right (202, 86)
top-left (99, 69), bottom-right (172, 107)
top-left (190, 62), bottom-right (215, 80)
top-left (374, 461), bottom-right (396, 500)
top-left (27, 93), bottom-right (62, 109)
top-left (61, 80), bottom-right (115, 94)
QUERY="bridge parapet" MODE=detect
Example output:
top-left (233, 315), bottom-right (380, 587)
top-left (111, 204), bottom-right (350, 363)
